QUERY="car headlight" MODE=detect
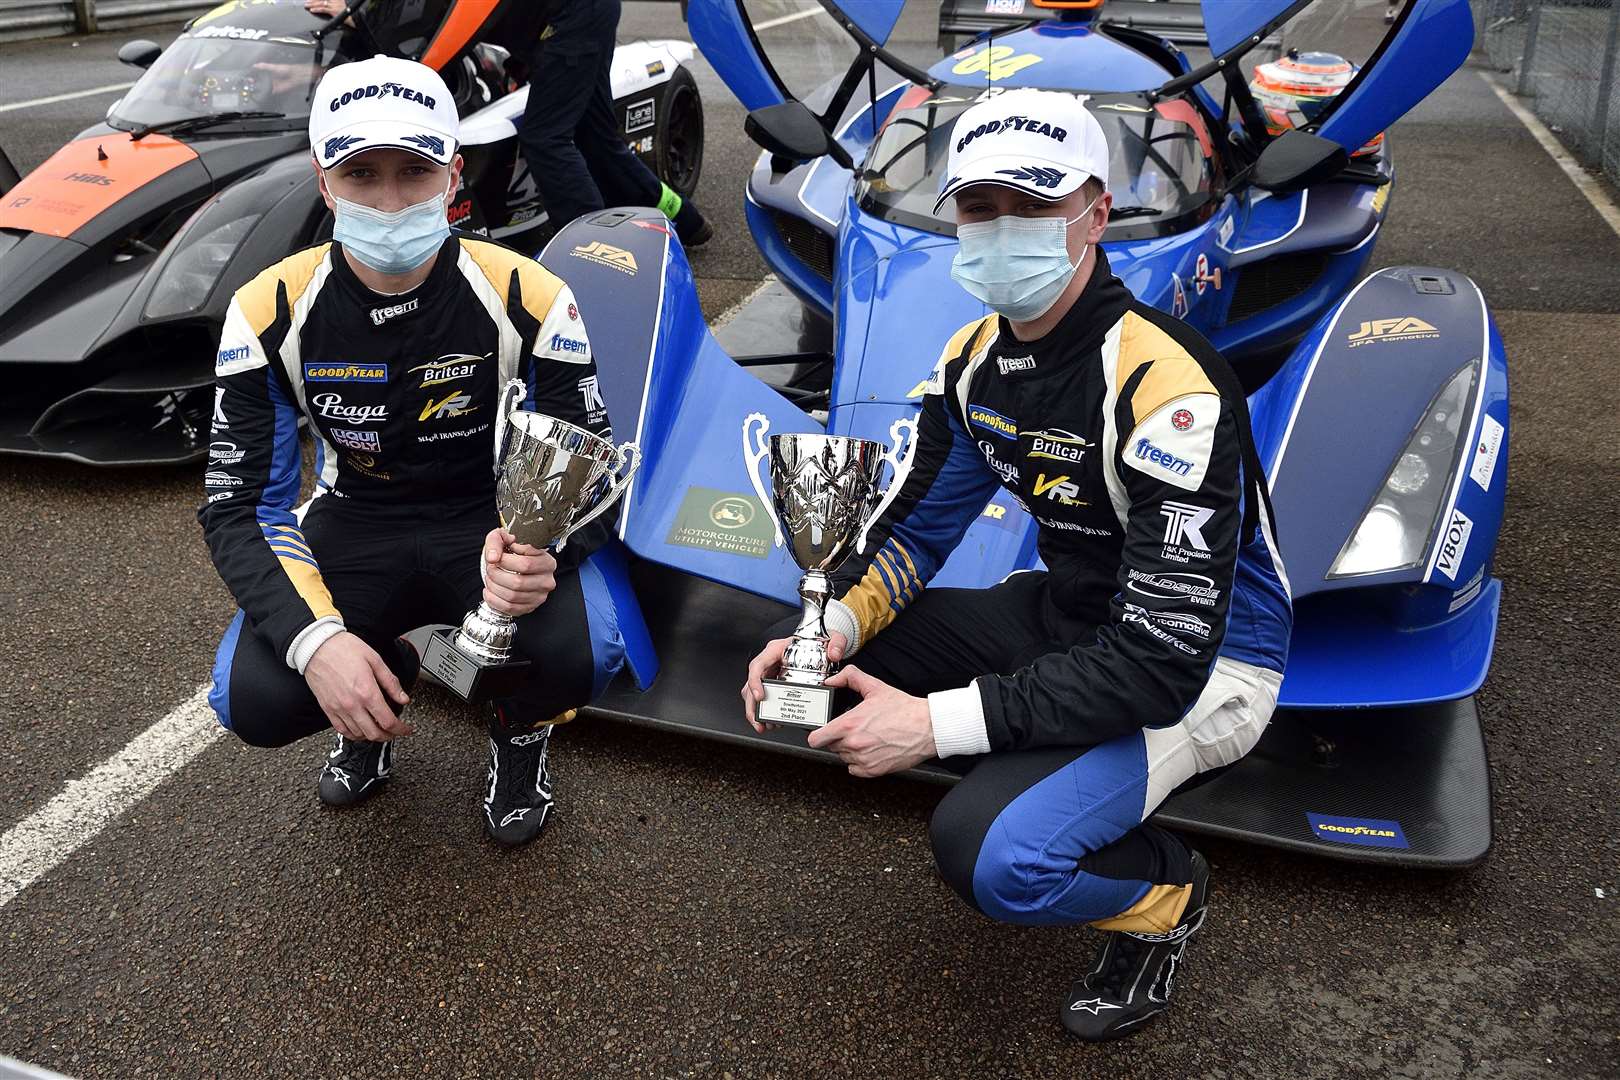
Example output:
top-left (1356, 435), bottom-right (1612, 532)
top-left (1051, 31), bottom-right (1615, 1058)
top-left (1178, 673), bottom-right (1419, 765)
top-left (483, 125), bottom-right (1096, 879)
top-left (144, 205), bottom-right (264, 320)
top-left (1327, 360), bottom-right (1479, 578)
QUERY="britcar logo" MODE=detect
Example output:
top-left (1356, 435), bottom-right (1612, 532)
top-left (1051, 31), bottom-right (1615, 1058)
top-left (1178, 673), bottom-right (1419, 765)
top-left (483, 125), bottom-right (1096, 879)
top-left (370, 299), bottom-right (418, 326)
top-left (1346, 316), bottom-right (1441, 348)
top-left (1134, 437), bottom-right (1193, 477)
top-left (192, 24), bottom-right (268, 40)
top-left (409, 354), bottom-right (482, 387)
top-left (305, 363), bottom-right (388, 383)
top-left (1026, 428), bottom-right (1089, 465)
top-left (571, 241), bottom-right (638, 275)
top-left (967, 404), bottom-right (1018, 439)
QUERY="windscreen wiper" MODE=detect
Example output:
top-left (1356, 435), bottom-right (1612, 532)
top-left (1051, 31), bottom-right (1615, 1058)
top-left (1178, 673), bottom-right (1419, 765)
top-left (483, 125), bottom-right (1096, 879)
top-left (130, 111), bottom-right (287, 140)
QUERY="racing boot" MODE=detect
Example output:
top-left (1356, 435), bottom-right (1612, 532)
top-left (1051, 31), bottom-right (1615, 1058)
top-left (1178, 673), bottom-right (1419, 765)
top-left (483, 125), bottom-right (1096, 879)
top-left (482, 705), bottom-right (560, 846)
top-left (1061, 849), bottom-right (1210, 1041)
top-left (317, 734), bottom-right (394, 807)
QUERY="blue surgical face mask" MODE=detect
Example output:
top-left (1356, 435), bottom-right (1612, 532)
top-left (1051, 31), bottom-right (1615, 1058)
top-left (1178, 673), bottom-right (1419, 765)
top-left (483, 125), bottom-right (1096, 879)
top-left (950, 198), bottom-right (1098, 323)
top-left (331, 181), bottom-right (452, 276)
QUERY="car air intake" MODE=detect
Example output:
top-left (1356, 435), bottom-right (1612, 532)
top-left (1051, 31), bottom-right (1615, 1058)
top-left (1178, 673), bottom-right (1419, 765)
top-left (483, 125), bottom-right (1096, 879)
top-left (1226, 251), bottom-right (1329, 323)
top-left (770, 210), bottom-right (834, 284)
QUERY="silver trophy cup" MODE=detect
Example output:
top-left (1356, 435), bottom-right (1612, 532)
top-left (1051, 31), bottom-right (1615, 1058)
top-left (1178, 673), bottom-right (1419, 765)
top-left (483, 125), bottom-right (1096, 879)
top-left (422, 379), bottom-right (640, 702)
top-left (743, 412), bottom-right (915, 728)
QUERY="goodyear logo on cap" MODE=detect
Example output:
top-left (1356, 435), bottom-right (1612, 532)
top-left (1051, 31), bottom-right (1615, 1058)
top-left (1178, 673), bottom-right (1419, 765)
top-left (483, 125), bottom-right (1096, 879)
top-left (304, 362), bottom-right (388, 383)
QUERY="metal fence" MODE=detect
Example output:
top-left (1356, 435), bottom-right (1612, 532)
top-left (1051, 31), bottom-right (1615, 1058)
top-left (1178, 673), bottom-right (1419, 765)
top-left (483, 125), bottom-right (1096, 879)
top-left (0, 0), bottom-right (216, 42)
top-left (1477, 0), bottom-right (1620, 178)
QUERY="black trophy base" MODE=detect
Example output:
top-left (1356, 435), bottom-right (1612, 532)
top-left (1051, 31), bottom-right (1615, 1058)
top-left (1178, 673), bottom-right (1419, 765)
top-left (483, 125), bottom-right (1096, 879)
top-left (422, 629), bottom-right (532, 704)
top-left (757, 678), bottom-right (833, 729)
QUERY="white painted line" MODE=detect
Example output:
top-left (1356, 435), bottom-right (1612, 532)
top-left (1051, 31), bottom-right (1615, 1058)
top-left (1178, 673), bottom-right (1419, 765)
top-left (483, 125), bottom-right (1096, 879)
top-left (754, 7), bottom-right (827, 32)
top-left (0, 82), bottom-right (135, 114)
top-left (0, 685), bottom-right (221, 909)
top-left (712, 274), bottom-right (776, 329)
top-left (1483, 72), bottom-right (1620, 240)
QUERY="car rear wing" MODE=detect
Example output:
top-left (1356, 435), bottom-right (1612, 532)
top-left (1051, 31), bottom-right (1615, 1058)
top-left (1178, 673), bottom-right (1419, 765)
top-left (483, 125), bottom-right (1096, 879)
top-left (937, 0), bottom-right (1277, 51)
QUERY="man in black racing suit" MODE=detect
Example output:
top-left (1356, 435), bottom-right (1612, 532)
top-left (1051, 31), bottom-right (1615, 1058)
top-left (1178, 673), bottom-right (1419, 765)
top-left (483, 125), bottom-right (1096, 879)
top-left (201, 57), bottom-right (626, 846)
top-left (742, 89), bottom-right (1293, 1038)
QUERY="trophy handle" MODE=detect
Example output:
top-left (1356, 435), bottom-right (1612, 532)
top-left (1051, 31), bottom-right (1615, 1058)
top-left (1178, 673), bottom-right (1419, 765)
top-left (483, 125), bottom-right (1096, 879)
top-left (554, 439), bottom-right (641, 552)
top-left (857, 416), bottom-right (918, 555)
top-left (492, 377), bottom-right (528, 478)
top-left (742, 412), bottom-right (784, 548)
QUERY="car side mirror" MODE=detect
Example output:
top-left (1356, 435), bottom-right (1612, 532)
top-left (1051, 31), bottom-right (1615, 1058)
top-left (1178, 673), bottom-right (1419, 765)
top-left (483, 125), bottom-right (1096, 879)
top-left (745, 101), bottom-right (852, 169)
top-left (117, 40), bottom-right (163, 69)
top-left (1251, 128), bottom-right (1349, 193)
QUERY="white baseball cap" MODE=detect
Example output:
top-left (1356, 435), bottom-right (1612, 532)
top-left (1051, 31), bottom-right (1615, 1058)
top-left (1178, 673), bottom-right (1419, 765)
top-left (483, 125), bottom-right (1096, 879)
top-left (308, 56), bottom-right (459, 170)
top-left (935, 88), bottom-right (1110, 213)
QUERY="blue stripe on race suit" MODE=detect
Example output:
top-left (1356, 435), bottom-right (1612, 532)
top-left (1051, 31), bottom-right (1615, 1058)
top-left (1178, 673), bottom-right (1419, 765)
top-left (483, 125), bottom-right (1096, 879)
top-left (1219, 463), bottom-right (1292, 672)
top-left (971, 733), bottom-right (1155, 926)
top-left (578, 554), bottom-right (627, 699)
top-left (208, 609), bottom-right (247, 729)
top-left (873, 552), bottom-right (902, 608)
top-left (264, 371), bottom-right (302, 511)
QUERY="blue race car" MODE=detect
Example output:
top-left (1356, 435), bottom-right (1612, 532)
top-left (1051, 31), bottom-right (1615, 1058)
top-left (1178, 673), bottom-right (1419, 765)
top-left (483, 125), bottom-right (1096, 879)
top-left (535, 0), bottom-right (1505, 868)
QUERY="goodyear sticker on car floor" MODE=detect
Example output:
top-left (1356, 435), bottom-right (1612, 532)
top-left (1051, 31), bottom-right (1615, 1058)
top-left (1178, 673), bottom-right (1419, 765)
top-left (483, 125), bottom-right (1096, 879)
top-left (1306, 813), bottom-right (1409, 849)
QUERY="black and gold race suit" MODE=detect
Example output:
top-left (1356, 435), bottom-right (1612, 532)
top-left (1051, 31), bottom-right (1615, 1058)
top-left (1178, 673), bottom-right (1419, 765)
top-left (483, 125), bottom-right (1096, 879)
top-left (824, 251), bottom-right (1293, 756)
top-left (199, 234), bottom-right (610, 678)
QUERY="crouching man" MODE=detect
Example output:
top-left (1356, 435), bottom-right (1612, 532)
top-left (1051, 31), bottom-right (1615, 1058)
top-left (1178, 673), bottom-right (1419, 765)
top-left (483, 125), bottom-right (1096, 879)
top-left (743, 89), bottom-right (1292, 1039)
top-left (201, 57), bottom-right (625, 845)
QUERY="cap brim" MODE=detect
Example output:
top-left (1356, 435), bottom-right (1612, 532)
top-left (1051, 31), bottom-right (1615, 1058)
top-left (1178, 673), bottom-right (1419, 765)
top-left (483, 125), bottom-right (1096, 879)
top-left (934, 152), bottom-right (1094, 214)
top-left (315, 118), bottom-right (458, 169)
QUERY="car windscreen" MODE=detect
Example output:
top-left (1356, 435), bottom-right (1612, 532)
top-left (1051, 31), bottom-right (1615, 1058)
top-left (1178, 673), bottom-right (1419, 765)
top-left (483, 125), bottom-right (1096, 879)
top-left (109, 30), bottom-right (341, 130)
top-left (856, 87), bottom-right (1218, 239)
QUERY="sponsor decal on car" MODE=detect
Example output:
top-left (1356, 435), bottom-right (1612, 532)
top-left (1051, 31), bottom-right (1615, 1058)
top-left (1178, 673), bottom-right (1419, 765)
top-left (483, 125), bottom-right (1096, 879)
top-left (1306, 813), bottom-right (1409, 849)
top-left (571, 241), bottom-right (638, 275)
top-left (625, 98), bottom-right (656, 133)
top-left (984, 0), bottom-right (1026, 13)
top-left (1193, 252), bottom-right (1221, 295)
top-left (1449, 564), bottom-right (1486, 613)
top-left (1434, 507), bottom-right (1473, 582)
top-left (1346, 316), bottom-right (1440, 348)
top-left (305, 362), bottom-right (388, 382)
top-left (1469, 413), bottom-right (1505, 492)
top-left (1171, 274), bottom-right (1188, 319)
top-left (949, 47), bottom-right (1045, 85)
top-left (666, 487), bottom-right (774, 559)
top-left (191, 24), bottom-right (269, 40)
